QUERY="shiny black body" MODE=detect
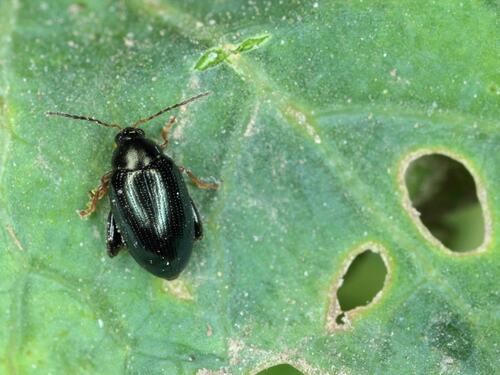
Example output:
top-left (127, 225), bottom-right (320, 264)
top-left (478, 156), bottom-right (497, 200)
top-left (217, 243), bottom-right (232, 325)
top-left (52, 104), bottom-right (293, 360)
top-left (106, 127), bottom-right (202, 279)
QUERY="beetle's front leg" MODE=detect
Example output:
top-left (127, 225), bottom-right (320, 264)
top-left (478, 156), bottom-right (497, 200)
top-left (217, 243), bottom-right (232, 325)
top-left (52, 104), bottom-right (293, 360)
top-left (79, 171), bottom-right (112, 218)
top-left (179, 166), bottom-right (219, 190)
top-left (159, 116), bottom-right (176, 150)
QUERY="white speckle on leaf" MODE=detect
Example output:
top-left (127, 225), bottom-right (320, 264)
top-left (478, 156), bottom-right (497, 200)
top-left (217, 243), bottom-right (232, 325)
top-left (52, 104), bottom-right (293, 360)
top-left (68, 3), bottom-right (84, 15)
top-left (439, 355), bottom-right (455, 374)
top-left (124, 33), bottom-right (135, 48)
top-left (244, 102), bottom-right (260, 137)
top-left (162, 279), bottom-right (194, 300)
top-left (285, 106), bottom-right (322, 144)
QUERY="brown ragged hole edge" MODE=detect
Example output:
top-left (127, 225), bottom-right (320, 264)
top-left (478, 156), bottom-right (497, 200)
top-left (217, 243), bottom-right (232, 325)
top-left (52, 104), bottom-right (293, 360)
top-left (325, 241), bottom-right (392, 332)
top-left (196, 347), bottom-right (326, 375)
top-left (250, 356), bottom-right (325, 375)
top-left (397, 148), bottom-right (493, 256)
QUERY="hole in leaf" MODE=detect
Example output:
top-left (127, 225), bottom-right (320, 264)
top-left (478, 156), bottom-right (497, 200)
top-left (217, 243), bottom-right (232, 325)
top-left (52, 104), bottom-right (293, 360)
top-left (256, 364), bottom-right (304, 375)
top-left (336, 250), bottom-right (387, 325)
top-left (404, 153), bottom-right (485, 252)
top-left (335, 312), bottom-right (346, 325)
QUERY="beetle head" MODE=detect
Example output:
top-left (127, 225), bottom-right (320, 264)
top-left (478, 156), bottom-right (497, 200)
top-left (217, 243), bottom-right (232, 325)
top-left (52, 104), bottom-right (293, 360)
top-left (115, 127), bottom-right (145, 145)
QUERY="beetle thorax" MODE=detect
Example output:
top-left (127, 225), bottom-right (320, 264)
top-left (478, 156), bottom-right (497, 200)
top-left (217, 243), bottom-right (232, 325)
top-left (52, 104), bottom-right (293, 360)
top-left (112, 135), bottom-right (161, 170)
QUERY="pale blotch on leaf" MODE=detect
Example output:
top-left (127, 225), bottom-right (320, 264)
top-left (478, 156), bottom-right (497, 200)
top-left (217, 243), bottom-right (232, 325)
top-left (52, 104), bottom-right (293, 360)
top-left (161, 279), bottom-right (194, 301)
top-left (196, 369), bottom-right (230, 375)
top-left (284, 105), bottom-right (322, 144)
top-left (6, 224), bottom-right (24, 251)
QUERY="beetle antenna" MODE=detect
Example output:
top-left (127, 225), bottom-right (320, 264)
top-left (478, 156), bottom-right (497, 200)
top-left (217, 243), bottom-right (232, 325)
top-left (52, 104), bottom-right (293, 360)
top-left (132, 92), bottom-right (210, 128)
top-left (46, 111), bottom-right (122, 130)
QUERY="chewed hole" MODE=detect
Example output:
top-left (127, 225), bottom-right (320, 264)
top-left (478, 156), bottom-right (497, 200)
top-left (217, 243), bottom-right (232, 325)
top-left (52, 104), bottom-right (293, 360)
top-left (404, 153), bottom-right (485, 252)
top-left (335, 312), bottom-right (346, 325)
top-left (256, 364), bottom-right (304, 375)
top-left (335, 250), bottom-right (387, 325)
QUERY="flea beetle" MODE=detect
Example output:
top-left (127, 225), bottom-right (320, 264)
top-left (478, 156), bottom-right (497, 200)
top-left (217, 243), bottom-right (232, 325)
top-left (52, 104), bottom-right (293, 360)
top-left (47, 92), bottom-right (218, 280)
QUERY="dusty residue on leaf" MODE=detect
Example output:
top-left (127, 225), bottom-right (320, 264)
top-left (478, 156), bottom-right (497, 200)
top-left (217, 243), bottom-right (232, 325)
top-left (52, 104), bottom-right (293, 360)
top-left (0, 95), bottom-right (13, 189)
top-left (67, 3), bottom-right (86, 16)
top-left (196, 369), bottom-right (231, 375)
top-left (284, 105), bottom-right (322, 144)
top-left (228, 338), bottom-right (324, 374)
top-left (243, 102), bottom-right (260, 137)
top-left (171, 74), bottom-right (203, 142)
top-left (161, 279), bottom-right (194, 301)
top-left (6, 224), bottom-right (24, 251)
top-left (427, 312), bottom-right (473, 360)
top-left (398, 148), bottom-right (492, 255)
top-left (251, 353), bottom-right (326, 375)
top-left (326, 242), bottom-right (391, 332)
top-left (229, 338), bottom-right (245, 366)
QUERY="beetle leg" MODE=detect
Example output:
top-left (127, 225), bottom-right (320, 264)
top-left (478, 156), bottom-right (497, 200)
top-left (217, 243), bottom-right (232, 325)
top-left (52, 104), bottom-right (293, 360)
top-left (179, 166), bottom-right (219, 190)
top-left (159, 116), bottom-right (176, 150)
top-left (79, 171), bottom-right (112, 218)
top-left (106, 211), bottom-right (124, 257)
top-left (191, 199), bottom-right (203, 240)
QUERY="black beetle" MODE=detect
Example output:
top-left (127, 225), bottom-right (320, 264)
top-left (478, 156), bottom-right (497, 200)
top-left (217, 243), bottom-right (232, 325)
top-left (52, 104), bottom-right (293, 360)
top-left (47, 92), bottom-right (218, 280)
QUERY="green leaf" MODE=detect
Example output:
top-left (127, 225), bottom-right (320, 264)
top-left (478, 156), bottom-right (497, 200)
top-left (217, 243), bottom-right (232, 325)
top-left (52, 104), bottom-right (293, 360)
top-left (0, 1), bottom-right (498, 374)
top-left (232, 35), bottom-right (270, 54)
top-left (194, 35), bottom-right (270, 71)
top-left (194, 48), bottom-right (230, 71)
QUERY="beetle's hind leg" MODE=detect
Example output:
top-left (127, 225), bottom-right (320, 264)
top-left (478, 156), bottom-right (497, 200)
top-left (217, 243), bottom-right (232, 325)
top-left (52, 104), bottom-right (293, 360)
top-left (159, 116), bottom-right (176, 150)
top-left (191, 199), bottom-right (203, 240)
top-left (79, 171), bottom-right (112, 218)
top-left (179, 166), bottom-right (219, 190)
top-left (106, 211), bottom-right (124, 257)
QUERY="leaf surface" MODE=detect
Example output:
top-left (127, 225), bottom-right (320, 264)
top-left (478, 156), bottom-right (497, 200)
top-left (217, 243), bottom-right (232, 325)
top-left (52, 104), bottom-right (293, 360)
top-left (0, 0), bottom-right (498, 374)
